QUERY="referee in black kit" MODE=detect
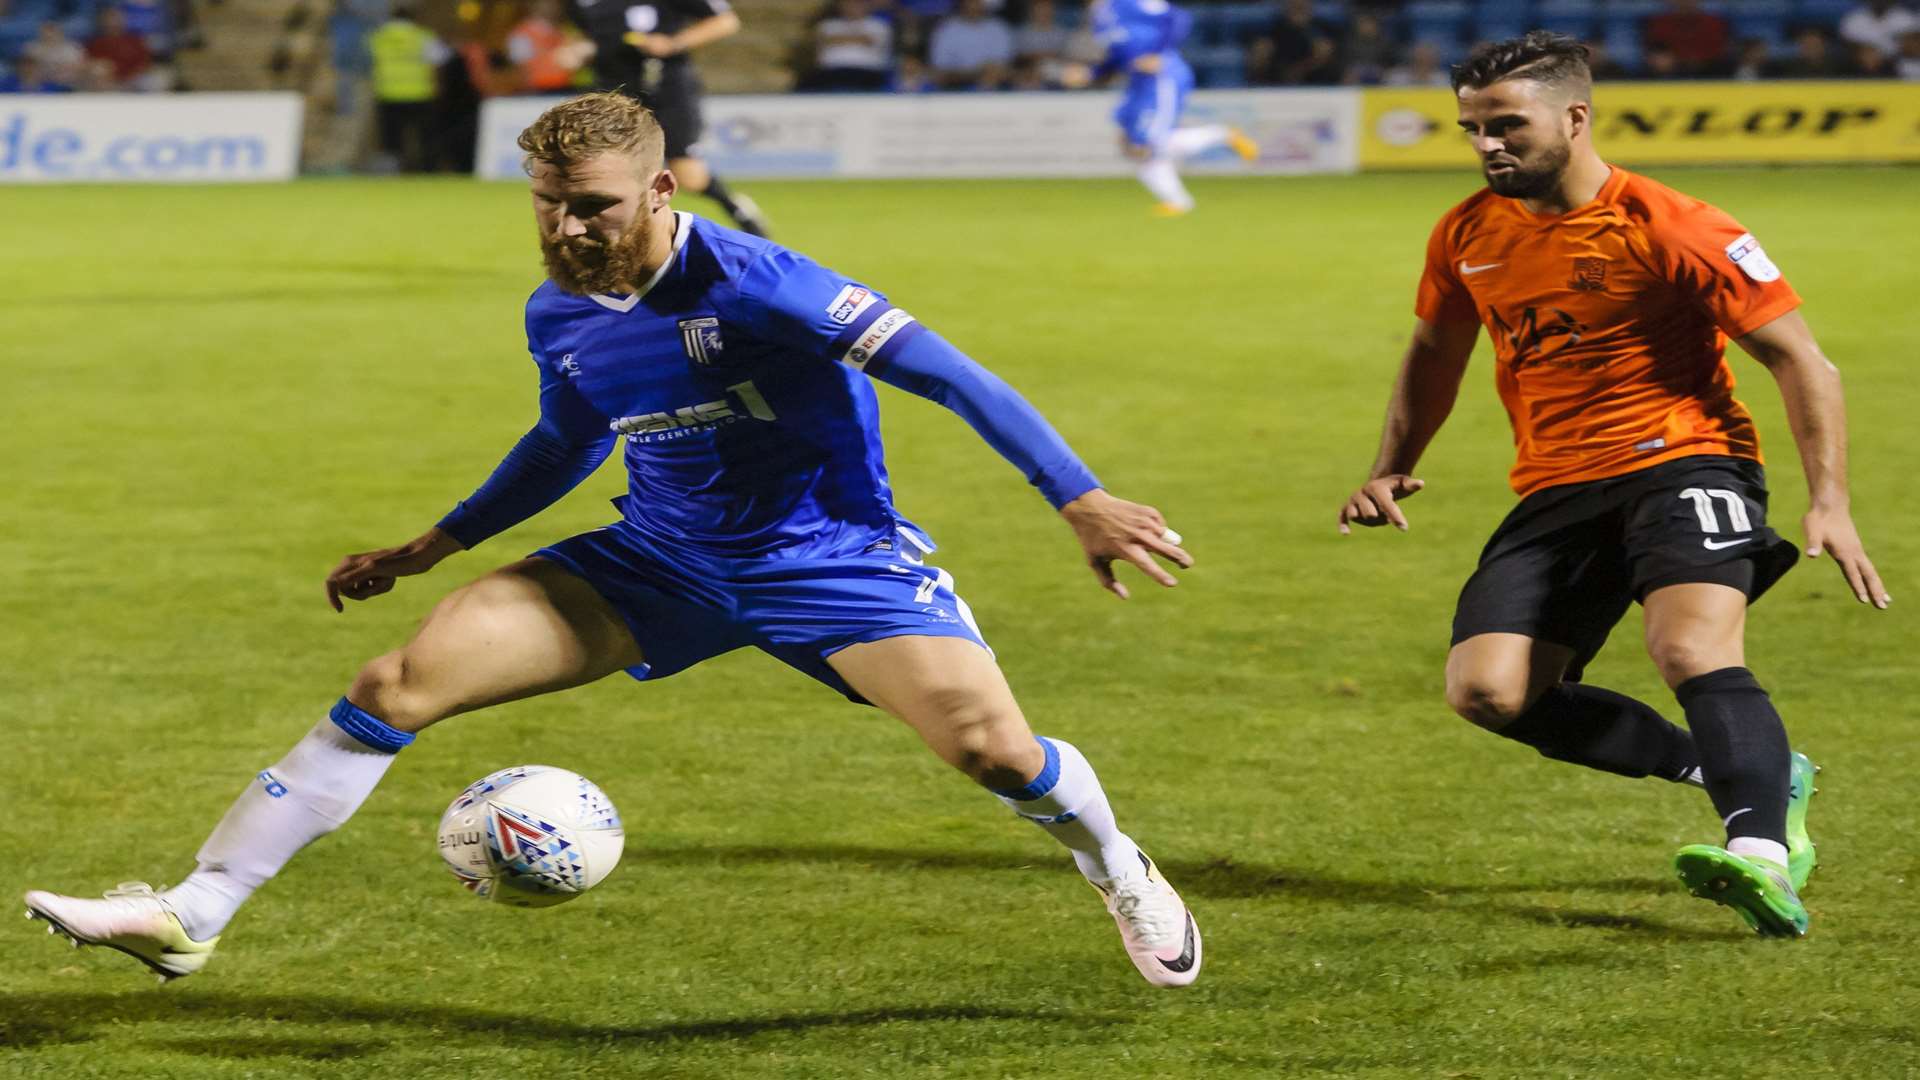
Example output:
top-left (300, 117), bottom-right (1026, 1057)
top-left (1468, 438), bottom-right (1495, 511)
top-left (568, 0), bottom-right (774, 236)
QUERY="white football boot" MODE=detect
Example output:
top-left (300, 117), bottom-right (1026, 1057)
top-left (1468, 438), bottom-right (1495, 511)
top-left (24, 882), bottom-right (218, 981)
top-left (1096, 851), bottom-right (1201, 988)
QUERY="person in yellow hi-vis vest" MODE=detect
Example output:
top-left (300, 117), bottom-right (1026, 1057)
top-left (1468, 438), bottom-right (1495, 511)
top-left (369, 4), bottom-right (452, 172)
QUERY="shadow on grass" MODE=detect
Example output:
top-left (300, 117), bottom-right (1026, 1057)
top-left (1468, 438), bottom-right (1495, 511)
top-left (632, 842), bottom-right (1745, 942)
top-left (0, 995), bottom-right (1106, 1054)
top-left (141, 1035), bottom-right (385, 1062)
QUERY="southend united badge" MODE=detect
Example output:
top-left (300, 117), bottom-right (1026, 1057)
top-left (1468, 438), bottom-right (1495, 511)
top-left (678, 317), bottom-right (723, 364)
top-left (1569, 257), bottom-right (1608, 292)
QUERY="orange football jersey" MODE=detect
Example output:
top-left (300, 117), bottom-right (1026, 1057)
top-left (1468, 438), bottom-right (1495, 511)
top-left (1415, 167), bottom-right (1801, 497)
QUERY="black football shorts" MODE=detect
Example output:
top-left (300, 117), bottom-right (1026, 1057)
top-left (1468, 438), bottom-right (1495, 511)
top-left (1451, 455), bottom-right (1799, 681)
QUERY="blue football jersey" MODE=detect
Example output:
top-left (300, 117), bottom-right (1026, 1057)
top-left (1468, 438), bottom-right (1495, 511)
top-left (522, 212), bottom-right (931, 560)
top-left (1091, 0), bottom-right (1193, 78)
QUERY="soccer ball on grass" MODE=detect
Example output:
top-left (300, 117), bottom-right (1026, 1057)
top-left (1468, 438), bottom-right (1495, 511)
top-left (436, 765), bottom-right (624, 907)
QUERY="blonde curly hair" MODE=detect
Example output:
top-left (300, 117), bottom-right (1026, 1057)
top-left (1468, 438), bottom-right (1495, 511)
top-left (517, 91), bottom-right (666, 173)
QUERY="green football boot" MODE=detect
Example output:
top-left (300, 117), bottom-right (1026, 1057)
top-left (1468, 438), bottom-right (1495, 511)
top-left (1674, 845), bottom-right (1808, 938)
top-left (1786, 751), bottom-right (1819, 892)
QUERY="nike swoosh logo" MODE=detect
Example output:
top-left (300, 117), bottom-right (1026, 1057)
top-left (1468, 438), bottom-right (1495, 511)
top-left (1703, 537), bottom-right (1753, 550)
top-left (1460, 261), bottom-right (1502, 275)
top-left (1158, 910), bottom-right (1198, 973)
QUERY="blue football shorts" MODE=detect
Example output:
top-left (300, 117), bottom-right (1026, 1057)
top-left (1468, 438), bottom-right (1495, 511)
top-left (534, 524), bottom-right (990, 703)
top-left (1114, 65), bottom-right (1194, 150)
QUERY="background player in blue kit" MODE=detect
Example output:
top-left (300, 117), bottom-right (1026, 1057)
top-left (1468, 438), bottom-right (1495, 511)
top-left (1071, 0), bottom-right (1259, 215)
top-left (24, 93), bottom-right (1204, 989)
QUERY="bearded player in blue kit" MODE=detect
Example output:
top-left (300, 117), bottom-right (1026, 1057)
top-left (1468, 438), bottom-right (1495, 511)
top-left (23, 93), bottom-right (1204, 989)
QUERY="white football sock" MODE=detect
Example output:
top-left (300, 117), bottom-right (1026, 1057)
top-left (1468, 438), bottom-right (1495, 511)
top-left (162, 707), bottom-right (406, 940)
top-left (995, 737), bottom-right (1143, 884)
top-left (1165, 125), bottom-right (1229, 162)
top-left (1136, 158), bottom-right (1194, 211)
top-left (1727, 836), bottom-right (1791, 874)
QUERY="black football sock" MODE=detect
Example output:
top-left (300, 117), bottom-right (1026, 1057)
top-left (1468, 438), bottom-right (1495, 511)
top-left (1674, 666), bottom-right (1791, 846)
top-left (700, 173), bottom-right (769, 237)
top-left (1495, 682), bottom-right (1700, 782)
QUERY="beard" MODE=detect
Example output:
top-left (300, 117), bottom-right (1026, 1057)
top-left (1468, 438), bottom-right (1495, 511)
top-left (1483, 139), bottom-right (1571, 200)
top-left (540, 210), bottom-right (657, 296)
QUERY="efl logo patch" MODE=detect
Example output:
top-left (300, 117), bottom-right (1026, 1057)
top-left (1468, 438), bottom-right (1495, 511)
top-left (1724, 233), bottom-right (1781, 283)
top-left (825, 284), bottom-right (877, 325)
top-left (678, 317), bottom-right (723, 364)
top-left (1569, 257), bottom-right (1609, 292)
top-left (841, 308), bottom-right (916, 370)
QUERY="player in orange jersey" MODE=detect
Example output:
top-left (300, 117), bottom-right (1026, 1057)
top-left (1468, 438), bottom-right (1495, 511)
top-left (1336, 32), bottom-right (1888, 938)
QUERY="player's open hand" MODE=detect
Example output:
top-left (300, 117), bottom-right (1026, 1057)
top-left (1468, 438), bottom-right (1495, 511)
top-left (1803, 506), bottom-right (1890, 609)
top-left (1060, 489), bottom-right (1192, 600)
top-left (325, 528), bottom-right (464, 612)
top-left (1338, 475), bottom-right (1425, 534)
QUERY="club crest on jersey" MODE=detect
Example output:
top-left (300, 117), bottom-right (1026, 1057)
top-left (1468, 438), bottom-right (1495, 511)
top-left (1724, 233), bottom-right (1781, 283)
top-left (825, 284), bottom-right (878, 325)
top-left (1569, 257), bottom-right (1609, 292)
top-left (678, 317), bottom-right (723, 365)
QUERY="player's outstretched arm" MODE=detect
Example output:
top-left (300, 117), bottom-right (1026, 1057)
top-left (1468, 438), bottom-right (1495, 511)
top-left (325, 527), bottom-right (466, 612)
top-left (326, 412), bottom-right (615, 611)
top-left (1735, 310), bottom-right (1890, 609)
top-left (868, 328), bottom-right (1191, 598)
top-left (639, 8), bottom-right (740, 57)
top-left (1338, 317), bottom-right (1478, 534)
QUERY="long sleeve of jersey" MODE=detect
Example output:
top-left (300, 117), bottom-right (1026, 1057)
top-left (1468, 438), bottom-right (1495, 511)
top-left (868, 329), bottom-right (1100, 510)
top-left (436, 362), bottom-right (617, 549)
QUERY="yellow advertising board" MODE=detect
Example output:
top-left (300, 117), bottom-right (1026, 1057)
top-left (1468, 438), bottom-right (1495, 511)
top-left (1361, 81), bottom-right (1920, 169)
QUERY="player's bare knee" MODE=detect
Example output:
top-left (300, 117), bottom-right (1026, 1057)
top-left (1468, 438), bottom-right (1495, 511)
top-left (1445, 678), bottom-right (1529, 730)
top-left (919, 687), bottom-right (1027, 785)
top-left (969, 726), bottom-right (1039, 790)
top-left (347, 650), bottom-right (443, 733)
top-left (1647, 637), bottom-right (1728, 689)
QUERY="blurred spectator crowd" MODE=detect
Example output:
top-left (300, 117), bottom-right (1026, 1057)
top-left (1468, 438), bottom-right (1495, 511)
top-left (0, 0), bottom-right (196, 92)
top-left (6, 0), bottom-right (1918, 97)
top-left (790, 0), bottom-right (1920, 90)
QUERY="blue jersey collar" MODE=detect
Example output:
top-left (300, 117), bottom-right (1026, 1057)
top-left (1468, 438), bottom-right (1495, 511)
top-left (590, 210), bottom-right (694, 313)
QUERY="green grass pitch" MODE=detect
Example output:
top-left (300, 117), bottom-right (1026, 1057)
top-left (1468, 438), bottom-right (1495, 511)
top-left (3, 166), bottom-right (1917, 1079)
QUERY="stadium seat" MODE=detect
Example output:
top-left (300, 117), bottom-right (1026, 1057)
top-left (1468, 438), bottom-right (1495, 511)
top-left (1534, 0), bottom-right (1597, 38)
top-left (1187, 7), bottom-right (1229, 47)
top-left (1414, 33), bottom-right (1471, 64)
top-left (1475, 16), bottom-right (1529, 42)
top-left (0, 28), bottom-right (34, 62)
top-left (1183, 44), bottom-right (1247, 86)
top-left (1212, 2), bottom-right (1277, 47)
top-left (1791, 0), bottom-right (1853, 21)
top-left (6, 0), bottom-right (58, 21)
top-left (1730, 14), bottom-right (1790, 48)
top-left (1405, 0), bottom-right (1473, 46)
top-left (1603, 24), bottom-right (1644, 68)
